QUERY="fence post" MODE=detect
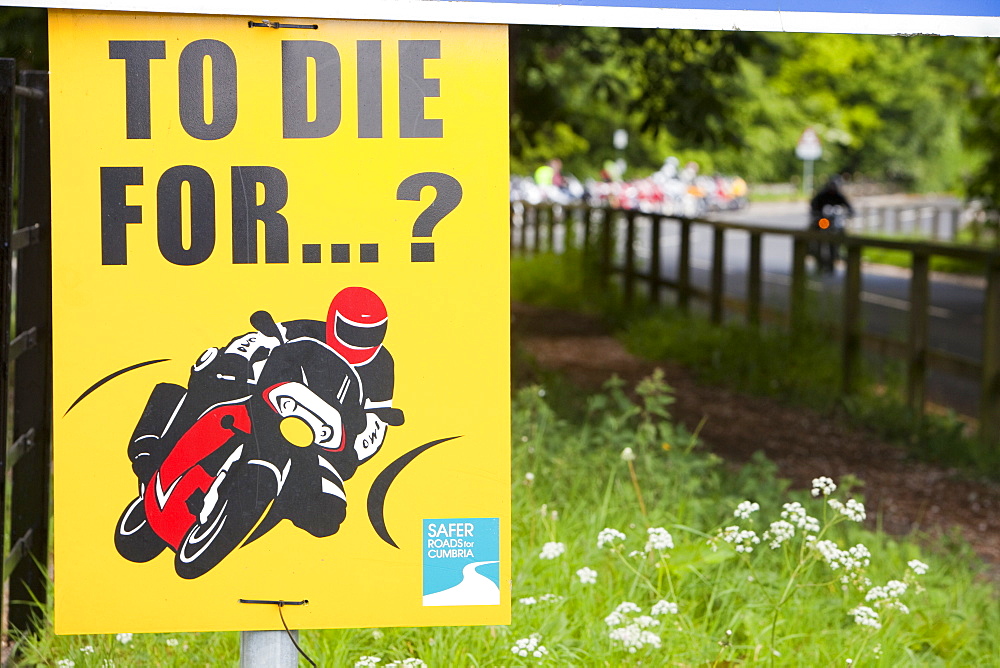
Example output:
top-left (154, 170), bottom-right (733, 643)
top-left (710, 226), bottom-right (725, 324)
top-left (649, 216), bottom-right (662, 307)
top-left (981, 260), bottom-right (1000, 448)
top-left (0, 59), bottom-right (14, 561)
top-left (519, 204), bottom-right (530, 255)
top-left (545, 204), bottom-right (556, 252)
top-left (790, 237), bottom-right (808, 336)
top-left (747, 232), bottom-right (762, 327)
top-left (599, 209), bottom-right (613, 288)
top-left (678, 219), bottom-right (691, 313)
top-left (8, 70), bottom-right (52, 635)
top-left (841, 244), bottom-right (863, 396)
top-left (623, 211), bottom-right (636, 304)
top-left (907, 252), bottom-right (930, 417)
top-left (567, 206), bottom-right (580, 251)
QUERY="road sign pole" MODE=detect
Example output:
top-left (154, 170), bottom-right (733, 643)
top-left (803, 158), bottom-right (814, 196)
top-left (240, 630), bottom-right (300, 667)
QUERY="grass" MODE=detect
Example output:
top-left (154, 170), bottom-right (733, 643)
top-left (512, 250), bottom-right (999, 476)
top-left (16, 376), bottom-right (1000, 666)
top-left (10, 252), bottom-right (1000, 665)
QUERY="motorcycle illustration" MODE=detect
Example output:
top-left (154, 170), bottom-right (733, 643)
top-left (114, 304), bottom-right (404, 579)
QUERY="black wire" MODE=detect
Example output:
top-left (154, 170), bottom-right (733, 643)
top-left (278, 602), bottom-right (318, 667)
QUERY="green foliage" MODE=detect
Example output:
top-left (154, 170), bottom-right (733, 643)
top-left (0, 7), bottom-right (46, 69)
top-left (623, 310), bottom-right (846, 412)
top-left (511, 27), bottom-right (988, 192)
top-left (965, 41), bottom-right (1000, 223)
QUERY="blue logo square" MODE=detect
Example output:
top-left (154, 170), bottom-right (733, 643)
top-left (422, 518), bottom-right (500, 606)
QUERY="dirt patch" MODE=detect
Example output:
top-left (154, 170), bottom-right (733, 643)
top-left (512, 302), bottom-right (1000, 570)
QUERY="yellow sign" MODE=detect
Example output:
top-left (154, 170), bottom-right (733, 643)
top-left (49, 10), bottom-right (510, 634)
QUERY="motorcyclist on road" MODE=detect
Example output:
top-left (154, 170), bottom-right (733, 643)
top-left (810, 176), bottom-right (854, 219)
top-left (808, 177), bottom-right (854, 273)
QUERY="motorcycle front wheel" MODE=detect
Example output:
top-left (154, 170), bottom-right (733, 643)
top-left (114, 495), bottom-right (168, 563)
top-left (174, 462), bottom-right (279, 579)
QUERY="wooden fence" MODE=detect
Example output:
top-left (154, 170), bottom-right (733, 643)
top-left (511, 202), bottom-right (1000, 448)
top-left (853, 204), bottom-right (966, 241)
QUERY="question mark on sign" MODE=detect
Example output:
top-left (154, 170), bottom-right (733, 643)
top-left (396, 172), bottom-right (463, 262)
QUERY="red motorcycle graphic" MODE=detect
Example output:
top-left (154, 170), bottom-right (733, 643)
top-left (113, 289), bottom-right (404, 578)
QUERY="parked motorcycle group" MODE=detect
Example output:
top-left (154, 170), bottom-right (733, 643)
top-left (515, 160), bottom-right (854, 274)
top-left (511, 158), bottom-right (749, 217)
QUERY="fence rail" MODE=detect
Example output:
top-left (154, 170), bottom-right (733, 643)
top-left (511, 202), bottom-right (1000, 447)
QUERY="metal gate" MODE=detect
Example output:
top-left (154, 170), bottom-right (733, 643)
top-left (1, 58), bottom-right (52, 648)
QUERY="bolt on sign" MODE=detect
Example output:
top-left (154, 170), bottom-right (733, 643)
top-left (49, 10), bottom-right (510, 634)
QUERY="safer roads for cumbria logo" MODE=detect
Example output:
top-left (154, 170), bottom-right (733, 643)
top-left (422, 518), bottom-right (500, 606)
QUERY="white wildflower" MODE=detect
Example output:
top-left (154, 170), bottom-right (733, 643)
top-left (576, 566), bottom-right (598, 584)
top-left (538, 593), bottom-right (565, 603)
top-left (628, 550), bottom-right (644, 558)
top-left (81, 646), bottom-right (95, 654)
top-left (539, 541), bottom-right (566, 559)
top-left (872, 644), bottom-right (883, 657)
top-left (386, 660), bottom-right (428, 668)
top-left (849, 605), bottom-right (882, 630)
top-left (651, 600), bottom-right (678, 616)
top-left (828, 498), bottom-right (866, 522)
top-left (719, 525), bottom-right (760, 553)
top-left (763, 520), bottom-right (795, 549)
top-left (811, 476), bottom-right (837, 497)
top-left (605, 601), bottom-right (642, 627)
top-left (781, 502), bottom-right (820, 533)
top-left (734, 500), bottom-right (760, 520)
top-left (116, 633), bottom-right (133, 645)
top-left (633, 615), bottom-right (659, 629)
top-left (56, 661), bottom-right (75, 668)
top-left (165, 638), bottom-right (179, 647)
top-left (519, 596), bottom-right (538, 605)
top-left (620, 447), bottom-right (636, 462)
top-left (372, 629), bottom-right (384, 640)
top-left (813, 540), bottom-right (871, 575)
top-left (354, 657), bottom-right (382, 668)
top-left (608, 625), bottom-right (662, 653)
top-left (510, 634), bottom-right (548, 659)
top-left (866, 580), bottom-right (910, 613)
top-left (524, 472), bottom-right (535, 484)
top-left (908, 559), bottom-right (929, 576)
top-left (644, 527), bottom-right (674, 552)
top-left (597, 527), bottom-right (626, 548)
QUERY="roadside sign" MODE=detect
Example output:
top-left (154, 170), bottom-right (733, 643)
top-left (7, 0), bottom-right (1000, 36)
top-left (49, 10), bottom-right (510, 634)
top-left (795, 127), bottom-right (823, 161)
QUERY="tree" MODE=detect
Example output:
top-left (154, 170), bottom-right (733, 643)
top-left (0, 7), bottom-right (46, 69)
top-left (966, 40), bottom-right (1000, 225)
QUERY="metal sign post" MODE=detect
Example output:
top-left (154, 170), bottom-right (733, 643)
top-left (796, 127), bottom-right (823, 195)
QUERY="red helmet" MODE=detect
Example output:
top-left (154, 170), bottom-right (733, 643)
top-left (326, 287), bottom-right (388, 365)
